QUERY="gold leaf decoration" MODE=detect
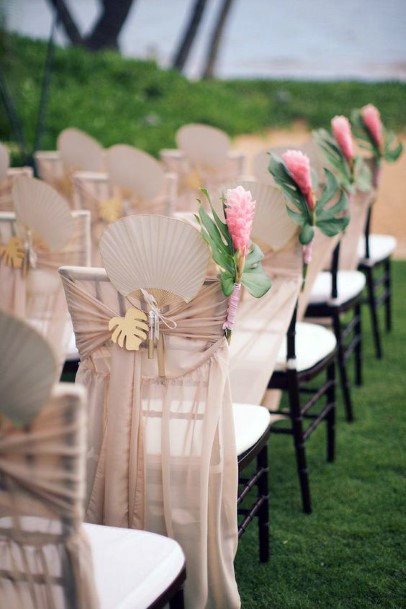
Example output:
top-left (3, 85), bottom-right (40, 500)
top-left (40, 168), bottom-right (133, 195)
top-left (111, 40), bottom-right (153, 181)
top-left (183, 168), bottom-right (202, 191)
top-left (109, 307), bottom-right (148, 350)
top-left (99, 196), bottom-right (123, 223)
top-left (0, 236), bottom-right (26, 269)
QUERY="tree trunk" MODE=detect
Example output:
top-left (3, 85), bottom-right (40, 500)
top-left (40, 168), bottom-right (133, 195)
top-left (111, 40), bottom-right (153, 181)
top-left (201, 0), bottom-right (234, 79)
top-left (45, 0), bottom-right (83, 46)
top-left (45, 0), bottom-right (135, 51)
top-left (172, 0), bottom-right (208, 72)
top-left (84, 0), bottom-right (135, 51)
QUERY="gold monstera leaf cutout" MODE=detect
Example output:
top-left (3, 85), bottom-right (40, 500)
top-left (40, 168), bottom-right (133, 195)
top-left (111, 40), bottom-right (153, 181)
top-left (183, 167), bottom-right (202, 191)
top-left (109, 307), bottom-right (148, 350)
top-left (99, 196), bottom-right (123, 223)
top-left (0, 236), bottom-right (26, 269)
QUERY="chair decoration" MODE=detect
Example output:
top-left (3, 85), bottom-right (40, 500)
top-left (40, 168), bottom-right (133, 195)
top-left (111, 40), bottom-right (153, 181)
top-left (0, 143), bottom-right (33, 212)
top-left (0, 177), bottom-right (89, 366)
top-left (196, 186), bottom-right (272, 340)
top-left (161, 124), bottom-right (245, 211)
top-left (58, 128), bottom-right (104, 175)
top-left (0, 310), bottom-right (57, 425)
top-left (99, 214), bottom-right (210, 375)
top-left (0, 310), bottom-right (99, 609)
top-left (313, 115), bottom-right (371, 194)
top-left (351, 104), bottom-right (403, 186)
top-left (60, 216), bottom-right (241, 607)
top-left (268, 150), bottom-right (349, 280)
top-left (106, 144), bottom-right (175, 216)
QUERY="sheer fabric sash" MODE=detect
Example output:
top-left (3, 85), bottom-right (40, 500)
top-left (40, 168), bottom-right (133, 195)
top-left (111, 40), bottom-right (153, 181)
top-left (61, 272), bottom-right (240, 609)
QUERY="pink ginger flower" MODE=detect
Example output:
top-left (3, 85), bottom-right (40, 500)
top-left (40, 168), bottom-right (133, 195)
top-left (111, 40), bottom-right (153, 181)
top-left (282, 149), bottom-right (315, 210)
top-left (224, 185), bottom-right (256, 255)
top-left (331, 115), bottom-right (355, 163)
top-left (361, 104), bottom-right (383, 150)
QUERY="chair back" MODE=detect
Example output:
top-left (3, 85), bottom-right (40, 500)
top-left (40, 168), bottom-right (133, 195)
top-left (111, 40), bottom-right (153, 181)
top-left (217, 179), bottom-right (303, 404)
top-left (0, 311), bottom-right (98, 609)
top-left (0, 144), bottom-right (33, 211)
top-left (0, 177), bottom-right (91, 365)
top-left (177, 123), bottom-right (230, 166)
top-left (107, 144), bottom-right (166, 203)
top-left (57, 128), bottom-right (104, 174)
top-left (59, 214), bottom-right (240, 609)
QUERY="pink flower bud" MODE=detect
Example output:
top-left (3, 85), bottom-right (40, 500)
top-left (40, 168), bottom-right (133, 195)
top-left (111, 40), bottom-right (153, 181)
top-left (224, 186), bottom-right (256, 255)
top-left (361, 104), bottom-right (383, 150)
top-left (282, 150), bottom-right (315, 210)
top-left (331, 115), bottom-right (355, 163)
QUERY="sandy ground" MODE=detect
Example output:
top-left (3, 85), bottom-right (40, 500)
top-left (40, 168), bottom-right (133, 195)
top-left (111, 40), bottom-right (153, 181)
top-left (232, 123), bottom-right (406, 258)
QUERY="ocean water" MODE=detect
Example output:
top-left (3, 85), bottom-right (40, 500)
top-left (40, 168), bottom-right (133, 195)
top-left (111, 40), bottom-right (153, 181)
top-left (4, 0), bottom-right (406, 80)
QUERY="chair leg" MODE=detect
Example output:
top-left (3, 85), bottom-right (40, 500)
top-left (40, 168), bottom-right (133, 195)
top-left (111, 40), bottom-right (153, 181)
top-left (332, 310), bottom-right (354, 423)
top-left (169, 588), bottom-right (185, 609)
top-left (287, 371), bottom-right (312, 514)
top-left (365, 267), bottom-right (383, 359)
top-left (326, 360), bottom-right (336, 463)
top-left (354, 302), bottom-right (362, 387)
top-left (384, 258), bottom-right (392, 333)
top-left (257, 444), bottom-right (270, 562)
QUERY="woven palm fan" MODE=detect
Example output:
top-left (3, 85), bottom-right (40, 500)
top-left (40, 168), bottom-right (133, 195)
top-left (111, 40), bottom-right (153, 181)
top-left (0, 143), bottom-right (10, 182)
top-left (107, 144), bottom-right (165, 201)
top-left (100, 214), bottom-right (210, 307)
top-left (0, 310), bottom-right (57, 425)
top-left (100, 215), bottom-right (210, 369)
top-left (57, 127), bottom-right (104, 173)
top-left (215, 179), bottom-right (298, 252)
top-left (12, 176), bottom-right (74, 251)
top-left (177, 124), bottom-right (230, 166)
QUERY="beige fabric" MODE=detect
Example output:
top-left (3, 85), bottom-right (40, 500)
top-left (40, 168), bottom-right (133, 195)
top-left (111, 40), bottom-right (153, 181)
top-left (339, 189), bottom-right (374, 270)
top-left (34, 152), bottom-right (74, 205)
top-left (0, 211), bottom-right (91, 366)
top-left (0, 168), bottom-right (34, 212)
top-left (229, 236), bottom-right (303, 404)
top-left (73, 171), bottom-right (175, 265)
top-left (161, 149), bottom-right (244, 211)
top-left (60, 267), bottom-right (240, 609)
top-left (0, 383), bottom-right (99, 609)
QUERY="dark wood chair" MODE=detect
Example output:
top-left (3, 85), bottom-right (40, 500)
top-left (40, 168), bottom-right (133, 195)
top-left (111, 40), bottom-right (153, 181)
top-left (358, 207), bottom-right (396, 359)
top-left (304, 243), bottom-right (364, 422)
top-left (267, 306), bottom-right (337, 514)
top-left (235, 405), bottom-right (271, 561)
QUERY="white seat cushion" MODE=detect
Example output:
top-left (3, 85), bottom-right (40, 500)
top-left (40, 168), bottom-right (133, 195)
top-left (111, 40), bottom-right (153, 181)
top-left (84, 524), bottom-right (185, 609)
top-left (65, 328), bottom-right (79, 361)
top-left (275, 322), bottom-right (336, 372)
top-left (309, 271), bottom-right (366, 306)
top-left (358, 234), bottom-right (397, 265)
top-left (233, 403), bottom-right (271, 456)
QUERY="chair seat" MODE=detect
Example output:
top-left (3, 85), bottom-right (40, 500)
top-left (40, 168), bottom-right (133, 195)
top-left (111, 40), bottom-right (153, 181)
top-left (309, 271), bottom-right (366, 306)
top-left (66, 327), bottom-right (79, 361)
top-left (233, 403), bottom-right (271, 456)
top-left (84, 523), bottom-right (185, 609)
top-left (275, 322), bottom-right (336, 372)
top-left (358, 234), bottom-right (397, 265)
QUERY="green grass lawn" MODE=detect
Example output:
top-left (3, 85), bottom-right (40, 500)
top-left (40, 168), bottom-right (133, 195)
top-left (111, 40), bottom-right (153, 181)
top-left (235, 261), bottom-right (406, 609)
top-left (1, 34), bottom-right (405, 162)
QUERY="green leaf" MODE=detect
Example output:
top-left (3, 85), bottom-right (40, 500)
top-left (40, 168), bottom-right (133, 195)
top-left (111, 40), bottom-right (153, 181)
top-left (299, 225), bottom-right (314, 245)
top-left (317, 169), bottom-right (339, 209)
top-left (317, 190), bottom-right (348, 221)
top-left (241, 264), bottom-right (272, 298)
top-left (220, 271), bottom-right (235, 296)
top-left (286, 204), bottom-right (306, 227)
top-left (210, 202), bottom-right (233, 248)
top-left (245, 242), bottom-right (264, 267)
top-left (317, 215), bottom-right (349, 236)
